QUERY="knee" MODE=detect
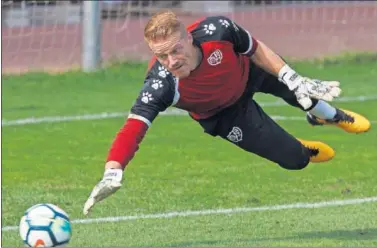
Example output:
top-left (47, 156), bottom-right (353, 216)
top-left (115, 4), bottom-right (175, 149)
top-left (278, 149), bottom-right (310, 170)
top-left (278, 144), bottom-right (310, 170)
top-left (278, 157), bottom-right (309, 170)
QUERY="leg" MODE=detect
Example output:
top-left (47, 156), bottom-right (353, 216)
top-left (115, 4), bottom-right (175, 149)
top-left (212, 99), bottom-right (333, 170)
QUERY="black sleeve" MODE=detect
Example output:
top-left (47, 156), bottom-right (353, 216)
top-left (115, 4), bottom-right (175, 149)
top-left (205, 16), bottom-right (258, 57)
top-left (130, 72), bottom-right (177, 125)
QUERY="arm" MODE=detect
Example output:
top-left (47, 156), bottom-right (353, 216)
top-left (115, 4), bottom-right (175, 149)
top-left (104, 118), bottom-right (149, 170)
top-left (82, 117), bottom-right (149, 215)
top-left (213, 15), bottom-right (341, 109)
top-left (250, 40), bottom-right (286, 77)
top-left (249, 40), bottom-right (308, 91)
top-left (249, 40), bottom-right (302, 91)
top-left (250, 39), bottom-right (341, 109)
top-left (83, 73), bottom-right (177, 215)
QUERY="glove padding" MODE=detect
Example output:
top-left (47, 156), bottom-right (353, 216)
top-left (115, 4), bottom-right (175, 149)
top-left (294, 78), bottom-right (341, 110)
top-left (83, 168), bottom-right (123, 215)
top-left (279, 65), bottom-right (341, 110)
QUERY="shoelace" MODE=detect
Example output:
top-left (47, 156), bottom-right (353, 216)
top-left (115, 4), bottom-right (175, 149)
top-left (307, 146), bottom-right (319, 157)
top-left (337, 110), bottom-right (355, 124)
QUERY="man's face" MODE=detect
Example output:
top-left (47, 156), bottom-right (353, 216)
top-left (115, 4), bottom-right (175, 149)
top-left (148, 31), bottom-right (195, 79)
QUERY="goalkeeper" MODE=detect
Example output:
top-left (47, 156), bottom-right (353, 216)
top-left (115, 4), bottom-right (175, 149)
top-left (83, 11), bottom-right (370, 215)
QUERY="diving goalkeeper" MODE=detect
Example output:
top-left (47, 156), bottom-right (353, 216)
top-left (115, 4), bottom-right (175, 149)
top-left (83, 10), bottom-right (370, 215)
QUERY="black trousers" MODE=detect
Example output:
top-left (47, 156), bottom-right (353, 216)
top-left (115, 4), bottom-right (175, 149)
top-left (197, 62), bottom-right (318, 170)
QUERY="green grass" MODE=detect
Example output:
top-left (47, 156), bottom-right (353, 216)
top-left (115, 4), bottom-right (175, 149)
top-left (2, 55), bottom-right (377, 247)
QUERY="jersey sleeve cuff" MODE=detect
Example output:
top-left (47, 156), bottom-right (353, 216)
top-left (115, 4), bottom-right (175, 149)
top-left (241, 31), bottom-right (258, 57)
top-left (128, 113), bottom-right (152, 127)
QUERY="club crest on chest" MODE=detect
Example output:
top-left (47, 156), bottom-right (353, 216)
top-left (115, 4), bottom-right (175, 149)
top-left (207, 49), bottom-right (223, 66)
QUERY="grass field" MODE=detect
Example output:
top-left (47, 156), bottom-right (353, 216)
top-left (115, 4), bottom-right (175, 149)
top-left (2, 54), bottom-right (377, 247)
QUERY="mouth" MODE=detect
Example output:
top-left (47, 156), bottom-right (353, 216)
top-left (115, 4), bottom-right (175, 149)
top-left (173, 64), bottom-right (183, 71)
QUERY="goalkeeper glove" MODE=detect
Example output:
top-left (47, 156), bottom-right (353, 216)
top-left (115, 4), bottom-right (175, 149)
top-left (83, 168), bottom-right (123, 215)
top-left (278, 64), bottom-right (341, 110)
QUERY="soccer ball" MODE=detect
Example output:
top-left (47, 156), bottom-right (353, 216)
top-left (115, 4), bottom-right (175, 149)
top-left (19, 203), bottom-right (72, 247)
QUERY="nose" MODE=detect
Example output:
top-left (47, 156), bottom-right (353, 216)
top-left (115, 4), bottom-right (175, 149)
top-left (168, 54), bottom-right (179, 69)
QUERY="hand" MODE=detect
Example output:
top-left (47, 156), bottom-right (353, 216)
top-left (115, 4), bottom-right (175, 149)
top-left (278, 65), bottom-right (341, 109)
top-left (294, 78), bottom-right (341, 109)
top-left (83, 168), bottom-right (123, 215)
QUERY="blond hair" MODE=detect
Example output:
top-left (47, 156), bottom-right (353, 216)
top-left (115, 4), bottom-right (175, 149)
top-left (144, 10), bottom-right (185, 43)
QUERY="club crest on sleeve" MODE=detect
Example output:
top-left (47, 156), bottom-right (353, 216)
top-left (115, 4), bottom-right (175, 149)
top-left (207, 49), bottom-right (223, 66)
top-left (227, 126), bottom-right (243, 143)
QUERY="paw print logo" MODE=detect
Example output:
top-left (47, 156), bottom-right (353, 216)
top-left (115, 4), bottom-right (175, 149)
top-left (158, 66), bottom-right (170, 78)
top-left (141, 92), bottom-right (153, 104)
top-left (151, 79), bottom-right (163, 90)
top-left (219, 19), bottom-right (230, 28)
top-left (203, 23), bottom-right (216, 35)
top-left (232, 21), bottom-right (239, 32)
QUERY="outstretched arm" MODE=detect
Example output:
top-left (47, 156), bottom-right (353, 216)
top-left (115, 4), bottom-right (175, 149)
top-left (82, 117), bottom-right (149, 215)
top-left (83, 73), bottom-right (177, 215)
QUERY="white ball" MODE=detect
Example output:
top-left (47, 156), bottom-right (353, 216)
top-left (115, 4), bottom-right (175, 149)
top-left (19, 203), bottom-right (72, 247)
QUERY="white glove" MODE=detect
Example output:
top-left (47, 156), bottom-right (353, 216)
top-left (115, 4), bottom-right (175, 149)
top-left (83, 168), bottom-right (123, 215)
top-left (278, 65), bottom-right (341, 110)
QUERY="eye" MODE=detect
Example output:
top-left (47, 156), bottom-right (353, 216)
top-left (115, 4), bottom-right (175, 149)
top-left (157, 54), bottom-right (168, 60)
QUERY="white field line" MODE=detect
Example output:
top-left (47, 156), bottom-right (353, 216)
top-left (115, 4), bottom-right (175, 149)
top-left (2, 113), bottom-right (377, 126)
top-left (2, 95), bottom-right (377, 127)
top-left (2, 196), bottom-right (377, 232)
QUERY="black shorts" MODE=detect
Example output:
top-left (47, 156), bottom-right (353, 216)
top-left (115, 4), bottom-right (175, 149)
top-left (196, 61), bottom-right (317, 170)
